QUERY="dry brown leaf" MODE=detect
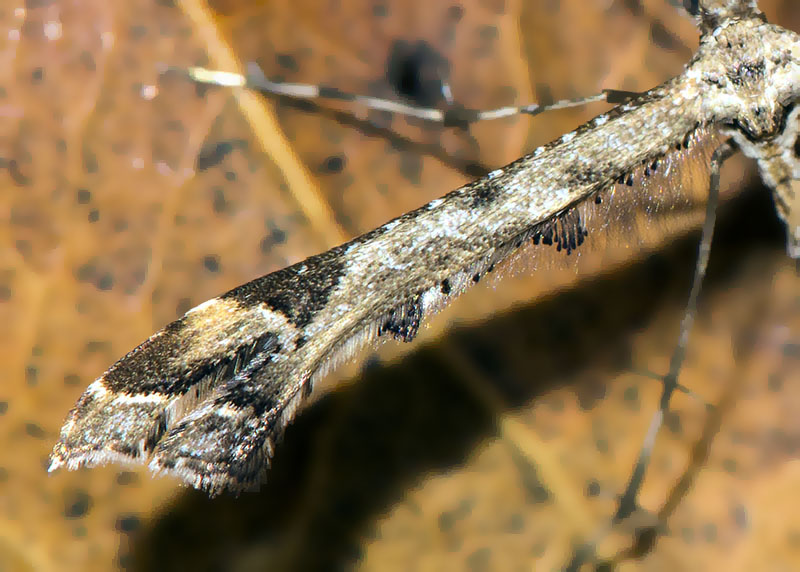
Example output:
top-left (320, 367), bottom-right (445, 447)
top-left (1, 1), bottom-right (798, 570)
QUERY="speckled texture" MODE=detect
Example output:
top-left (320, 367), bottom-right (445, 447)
top-left (1, 0), bottom-right (799, 570)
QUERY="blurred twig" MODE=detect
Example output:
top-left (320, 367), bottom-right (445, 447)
top-left (176, 0), bottom-right (348, 247)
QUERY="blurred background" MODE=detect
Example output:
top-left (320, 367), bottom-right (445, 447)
top-left (1, 0), bottom-right (798, 570)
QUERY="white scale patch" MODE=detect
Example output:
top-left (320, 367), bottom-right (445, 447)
top-left (112, 393), bottom-right (168, 405)
top-left (186, 297), bottom-right (221, 315)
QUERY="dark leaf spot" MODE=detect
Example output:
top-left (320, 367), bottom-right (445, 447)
top-left (447, 5), bottom-right (463, 21)
top-left (386, 39), bottom-right (449, 107)
top-left (275, 53), bottom-right (298, 72)
top-left (196, 140), bottom-right (246, 171)
top-left (116, 471), bottom-right (138, 486)
top-left (115, 514), bottom-right (142, 533)
top-left (320, 155), bottom-right (345, 174)
top-left (64, 489), bottom-right (93, 519)
top-left (399, 152), bottom-right (422, 186)
top-left (203, 255), bottom-right (220, 273)
top-left (96, 273), bottom-right (113, 291)
top-left (25, 422), bottom-right (45, 439)
top-left (212, 187), bottom-right (227, 214)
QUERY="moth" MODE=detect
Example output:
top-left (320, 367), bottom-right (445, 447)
top-left (50, 0), bottom-right (799, 509)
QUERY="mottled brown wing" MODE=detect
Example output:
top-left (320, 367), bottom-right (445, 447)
top-left (2, 1), bottom-right (798, 571)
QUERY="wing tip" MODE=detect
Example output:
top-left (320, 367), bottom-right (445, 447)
top-left (47, 443), bottom-right (148, 474)
top-left (48, 440), bottom-right (256, 496)
top-left (148, 453), bottom-right (264, 497)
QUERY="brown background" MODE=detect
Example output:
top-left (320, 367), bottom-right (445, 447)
top-left (1, 0), bottom-right (798, 570)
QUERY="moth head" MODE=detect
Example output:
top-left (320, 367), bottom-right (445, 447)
top-left (707, 16), bottom-right (800, 259)
top-left (684, 0), bottom-right (765, 34)
top-left (696, 12), bottom-right (800, 142)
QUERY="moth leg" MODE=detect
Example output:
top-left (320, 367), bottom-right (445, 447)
top-left (181, 63), bottom-right (635, 129)
top-left (565, 140), bottom-right (737, 570)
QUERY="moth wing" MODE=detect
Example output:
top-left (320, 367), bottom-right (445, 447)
top-left (148, 362), bottom-right (307, 495)
top-left (48, 296), bottom-right (293, 485)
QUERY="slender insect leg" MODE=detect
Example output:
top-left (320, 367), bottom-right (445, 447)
top-left (612, 139), bottom-right (737, 524)
top-left (565, 140), bottom-right (737, 571)
top-left (181, 63), bottom-right (638, 128)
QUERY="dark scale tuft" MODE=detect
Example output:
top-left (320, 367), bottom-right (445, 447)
top-left (471, 183), bottom-right (497, 208)
top-left (378, 293), bottom-right (424, 342)
top-left (217, 374), bottom-right (277, 416)
top-left (530, 208), bottom-right (587, 255)
top-left (219, 334), bottom-right (283, 414)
